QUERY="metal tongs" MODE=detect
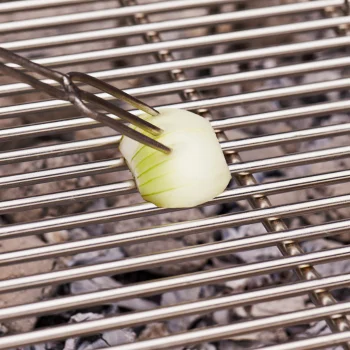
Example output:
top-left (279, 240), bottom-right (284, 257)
top-left (0, 47), bottom-right (171, 154)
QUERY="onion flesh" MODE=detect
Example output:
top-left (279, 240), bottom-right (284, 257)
top-left (119, 108), bottom-right (231, 208)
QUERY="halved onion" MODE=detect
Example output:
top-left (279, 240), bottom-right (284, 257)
top-left (120, 108), bottom-right (231, 208)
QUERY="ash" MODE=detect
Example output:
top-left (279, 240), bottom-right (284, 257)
top-left (1, 1), bottom-right (350, 349)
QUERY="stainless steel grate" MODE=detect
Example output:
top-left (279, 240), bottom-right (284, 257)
top-left (0, 0), bottom-right (350, 349)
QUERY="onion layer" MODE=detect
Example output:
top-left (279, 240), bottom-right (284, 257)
top-left (119, 108), bottom-right (231, 208)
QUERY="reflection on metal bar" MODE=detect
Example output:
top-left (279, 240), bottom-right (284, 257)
top-left (0, 136), bottom-right (121, 166)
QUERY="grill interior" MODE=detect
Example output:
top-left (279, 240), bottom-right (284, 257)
top-left (0, 0), bottom-right (350, 349)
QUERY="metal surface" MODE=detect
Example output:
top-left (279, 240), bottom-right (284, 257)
top-left (0, 47), bottom-right (171, 154)
top-left (0, 0), bottom-right (350, 349)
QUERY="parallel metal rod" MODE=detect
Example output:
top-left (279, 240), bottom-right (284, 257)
top-left (0, 0), bottom-right (232, 33)
top-left (0, 158), bottom-right (125, 187)
top-left (82, 302), bottom-right (350, 350)
top-left (1, 74), bottom-right (349, 119)
top-left (222, 122), bottom-right (350, 152)
top-left (2, 191), bottom-right (350, 268)
top-left (0, 136), bottom-right (121, 165)
top-left (6, 150), bottom-right (350, 207)
top-left (0, 0), bottom-right (96, 13)
top-left (212, 100), bottom-right (350, 130)
top-left (261, 332), bottom-right (350, 350)
top-left (5, 117), bottom-right (350, 167)
top-left (2, 0), bottom-right (345, 51)
top-left (2, 99), bottom-right (349, 144)
top-left (2, 140), bottom-right (350, 189)
top-left (1, 163), bottom-right (350, 219)
top-left (2, 185), bottom-right (350, 240)
top-left (120, 1), bottom-right (350, 347)
top-left (1, 254), bottom-right (350, 349)
top-left (0, 237), bottom-right (350, 296)
top-left (4, 117), bottom-right (350, 166)
top-left (0, 181), bottom-right (135, 213)
top-left (229, 144), bottom-right (350, 174)
top-left (6, 16), bottom-right (350, 68)
top-left (129, 3), bottom-right (350, 344)
top-left (2, 36), bottom-right (349, 97)
top-left (0, 254), bottom-right (349, 321)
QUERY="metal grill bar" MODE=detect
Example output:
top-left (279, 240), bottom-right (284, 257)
top-left (0, 158), bottom-right (124, 185)
top-left (3, 142), bottom-right (350, 193)
top-left (1, 283), bottom-right (350, 349)
top-left (0, 0), bottom-right (97, 13)
top-left (2, 36), bottom-right (349, 96)
top-left (3, 119), bottom-right (350, 172)
top-left (261, 332), bottom-right (350, 350)
top-left (2, 230), bottom-right (350, 295)
top-left (2, 198), bottom-right (350, 265)
top-left (6, 16), bottom-right (350, 68)
top-left (229, 145), bottom-right (350, 174)
top-left (0, 0), bottom-right (349, 349)
top-left (3, 169), bottom-right (350, 240)
top-left (0, 0), bottom-right (233, 33)
top-left (1, 100), bottom-right (349, 143)
top-left (119, 1), bottom-right (350, 349)
top-left (78, 302), bottom-right (350, 350)
top-left (1, 77), bottom-right (349, 119)
top-left (2, 166), bottom-right (350, 220)
top-left (0, 272), bottom-right (348, 325)
top-left (2, 0), bottom-right (345, 51)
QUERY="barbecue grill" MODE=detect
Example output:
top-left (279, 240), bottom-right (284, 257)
top-left (0, 0), bottom-right (350, 349)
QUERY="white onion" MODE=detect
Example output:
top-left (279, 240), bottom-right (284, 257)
top-left (119, 108), bottom-right (231, 208)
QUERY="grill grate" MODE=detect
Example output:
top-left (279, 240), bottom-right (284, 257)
top-left (0, 0), bottom-right (350, 349)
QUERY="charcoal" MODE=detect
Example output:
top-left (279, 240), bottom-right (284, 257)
top-left (0, 233), bottom-right (56, 333)
top-left (84, 198), bottom-right (108, 236)
top-left (137, 323), bottom-right (183, 350)
top-left (67, 247), bottom-right (124, 267)
top-left (0, 149), bottom-right (98, 223)
top-left (63, 313), bottom-right (135, 350)
top-left (161, 287), bottom-right (201, 333)
top-left (219, 339), bottom-right (267, 350)
top-left (70, 276), bottom-right (157, 312)
top-left (188, 344), bottom-right (217, 350)
top-left (43, 230), bottom-right (70, 244)
top-left (78, 329), bottom-right (136, 349)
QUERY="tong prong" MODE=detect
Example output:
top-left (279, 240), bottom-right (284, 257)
top-left (68, 72), bottom-right (162, 136)
top-left (0, 61), bottom-right (66, 101)
top-left (68, 72), bottom-right (159, 117)
top-left (0, 46), bottom-right (171, 155)
top-left (0, 46), bottom-right (62, 82)
top-left (65, 82), bottom-right (171, 155)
